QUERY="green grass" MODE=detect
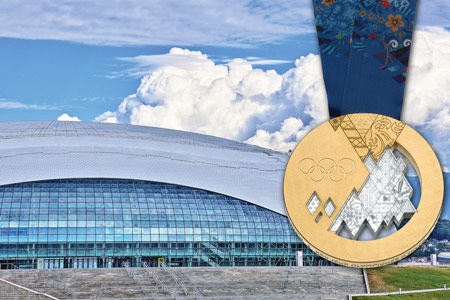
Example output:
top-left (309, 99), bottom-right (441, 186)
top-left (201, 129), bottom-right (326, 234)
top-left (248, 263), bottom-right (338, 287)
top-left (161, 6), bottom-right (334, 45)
top-left (366, 267), bottom-right (450, 293)
top-left (353, 290), bottom-right (450, 299)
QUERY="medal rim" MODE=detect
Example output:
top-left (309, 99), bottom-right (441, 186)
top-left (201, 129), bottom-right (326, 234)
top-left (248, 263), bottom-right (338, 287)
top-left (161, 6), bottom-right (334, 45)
top-left (283, 113), bottom-right (444, 268)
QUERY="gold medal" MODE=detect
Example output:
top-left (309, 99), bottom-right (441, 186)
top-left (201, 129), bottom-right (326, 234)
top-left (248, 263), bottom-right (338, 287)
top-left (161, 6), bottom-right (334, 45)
top-left (284, 113), bottom-right (444, 268)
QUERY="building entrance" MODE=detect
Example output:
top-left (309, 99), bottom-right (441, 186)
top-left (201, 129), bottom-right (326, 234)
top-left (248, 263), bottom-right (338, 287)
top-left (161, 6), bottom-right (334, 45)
top-left (106, 257), bottom-right (134, 268)
top-left (142, 257), bottom-right (165, 267)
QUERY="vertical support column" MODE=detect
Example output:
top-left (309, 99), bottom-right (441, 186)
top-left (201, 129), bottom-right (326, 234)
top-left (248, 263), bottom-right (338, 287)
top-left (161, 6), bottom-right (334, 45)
top-left (136, 256), bottom-right (142, 267)
top-left (296, 251), bottom-right (303, 267)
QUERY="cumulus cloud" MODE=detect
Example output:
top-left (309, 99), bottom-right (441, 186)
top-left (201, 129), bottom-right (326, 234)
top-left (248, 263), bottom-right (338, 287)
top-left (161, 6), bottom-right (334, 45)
top-left (57, 114), bottom-right (81, 122)
top-left (110, 49), bottom-right (212, 78)
top-left (96, 28), bottom-right (450, 169)
top-left (109, 51), bottom-right (294, 79)
top-left (246, 118), bottom-right (310, 152)
top-left (403, 28), bottom-right (450, 126)
top-left (95, 48), bottom-right (328, 149)
top-left (402, 27), bottom-right (450, 166)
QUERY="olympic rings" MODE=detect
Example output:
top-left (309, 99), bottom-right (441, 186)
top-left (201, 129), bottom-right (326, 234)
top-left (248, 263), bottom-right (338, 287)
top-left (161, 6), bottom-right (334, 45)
top-left (298, 158), bottom-right (355, 182)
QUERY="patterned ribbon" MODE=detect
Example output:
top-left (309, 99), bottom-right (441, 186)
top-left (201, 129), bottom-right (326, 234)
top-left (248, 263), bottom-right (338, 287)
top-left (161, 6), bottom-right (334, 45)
top-left (313, 0), bottom-right (418, 119)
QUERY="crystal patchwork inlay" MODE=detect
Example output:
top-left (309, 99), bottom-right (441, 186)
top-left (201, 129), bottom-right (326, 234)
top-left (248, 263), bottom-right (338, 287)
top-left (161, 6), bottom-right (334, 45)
top-left (329, 147), bottom-right (416, 239)
top-left (307, 192), bottom-right (321, 215)
top-left (324, 198), bottom-right (336, 217)
top-left (315, 212), bottom-right (323, 223)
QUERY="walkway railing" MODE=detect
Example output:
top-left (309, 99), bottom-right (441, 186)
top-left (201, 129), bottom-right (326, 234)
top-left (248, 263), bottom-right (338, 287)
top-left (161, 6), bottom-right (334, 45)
top-left (162, 263), bottom-right (205, 300)
top-left (349, 285), bottom-right (449, 299)
top-left (124, 263), bottom-right (159, 299)
top-left (161, 263), bottom-right (189, 296)
top-left (0, 278), bottom-right (60, 300)
top-left (142, 262), bottom-right (174, 297)
top-left (141, 262), bottom-right (204, 300)
top-left (0, 263), bottom-right (19, 269)
top-left (362, 268), bottom-right (370, 294)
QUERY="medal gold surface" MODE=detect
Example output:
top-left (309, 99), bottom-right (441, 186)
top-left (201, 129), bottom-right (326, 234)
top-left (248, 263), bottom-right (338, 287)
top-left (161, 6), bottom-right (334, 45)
top-left (284, 113), bottom-right (444, 268)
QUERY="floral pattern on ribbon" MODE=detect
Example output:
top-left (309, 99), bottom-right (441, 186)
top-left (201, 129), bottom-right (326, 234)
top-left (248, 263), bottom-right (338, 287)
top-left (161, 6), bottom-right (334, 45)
top-left (313, 0), bottom-right (357, 58)
top-left (352, 0), bottom-right (417, 84)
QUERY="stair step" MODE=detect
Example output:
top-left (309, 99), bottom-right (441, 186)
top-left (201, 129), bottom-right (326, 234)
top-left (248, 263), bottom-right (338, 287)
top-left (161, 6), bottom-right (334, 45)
top-left (0, 266), bottom-right (365, 300)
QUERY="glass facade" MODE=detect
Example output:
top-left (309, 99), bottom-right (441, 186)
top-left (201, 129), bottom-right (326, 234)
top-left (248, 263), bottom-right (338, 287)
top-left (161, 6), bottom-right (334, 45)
top-left (0, 179), bottom-right (321, 269)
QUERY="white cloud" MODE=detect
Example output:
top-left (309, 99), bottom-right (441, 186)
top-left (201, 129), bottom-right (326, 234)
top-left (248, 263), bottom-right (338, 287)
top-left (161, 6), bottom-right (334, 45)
top-left (402, 27), bottom-right (450, 167)
top-left (244, 57), bottom-right (292, 66)
top-left (94, 111), bottom-right (119, 124)
top-left (107, 50), bottom-right (293, 79)
top-left (0, 0), bottom-right (447, 47)
top-left (57, 113), bottom-right (81, 122)
top-left (95, 27), bottom-right (450, 170)
top-left (109, 48), bottom-right (219, 79)
top-left (0, 0), bottom-right (314, 47)
top-left (224, 57), bottom-right (293, 66)
top-left (95, 48), bottom-right (328, 148)
top-left (0, 99), bottom-right (58, 110)
top-left (246, 117), bottom-right (311, 152)
top-left (403, 28), bottom-right (450, 126)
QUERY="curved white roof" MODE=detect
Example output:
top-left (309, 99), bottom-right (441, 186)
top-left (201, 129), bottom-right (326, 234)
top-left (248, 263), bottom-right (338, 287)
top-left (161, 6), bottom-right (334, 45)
top-left (0, 121), bottom-right (289, 215)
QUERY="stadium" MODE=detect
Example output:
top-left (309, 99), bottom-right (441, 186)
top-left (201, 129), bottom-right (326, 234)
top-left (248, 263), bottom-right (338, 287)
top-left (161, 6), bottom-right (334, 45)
top-left (0, 120), bottom-right (324, 270)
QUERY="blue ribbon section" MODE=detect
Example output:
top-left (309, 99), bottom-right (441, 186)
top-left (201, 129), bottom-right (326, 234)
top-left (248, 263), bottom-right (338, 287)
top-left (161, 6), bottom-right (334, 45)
top-left (313, 0), bottom-right (356, 118)
top-left (313, 0), bottom-right (418, 119)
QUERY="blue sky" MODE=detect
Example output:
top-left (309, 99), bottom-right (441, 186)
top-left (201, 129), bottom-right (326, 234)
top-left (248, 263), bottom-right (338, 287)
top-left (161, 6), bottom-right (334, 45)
top-left (0, 0), bottom-right (449, 170)
top-left (0, 0), bottom-right (317, 122)
top-left (0, 35), bottom-right (317, 121)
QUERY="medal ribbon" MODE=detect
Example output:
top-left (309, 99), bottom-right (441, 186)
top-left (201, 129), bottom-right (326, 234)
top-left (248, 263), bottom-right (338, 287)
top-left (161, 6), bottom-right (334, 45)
top-left (313, 0), bottom-right (419, 119)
